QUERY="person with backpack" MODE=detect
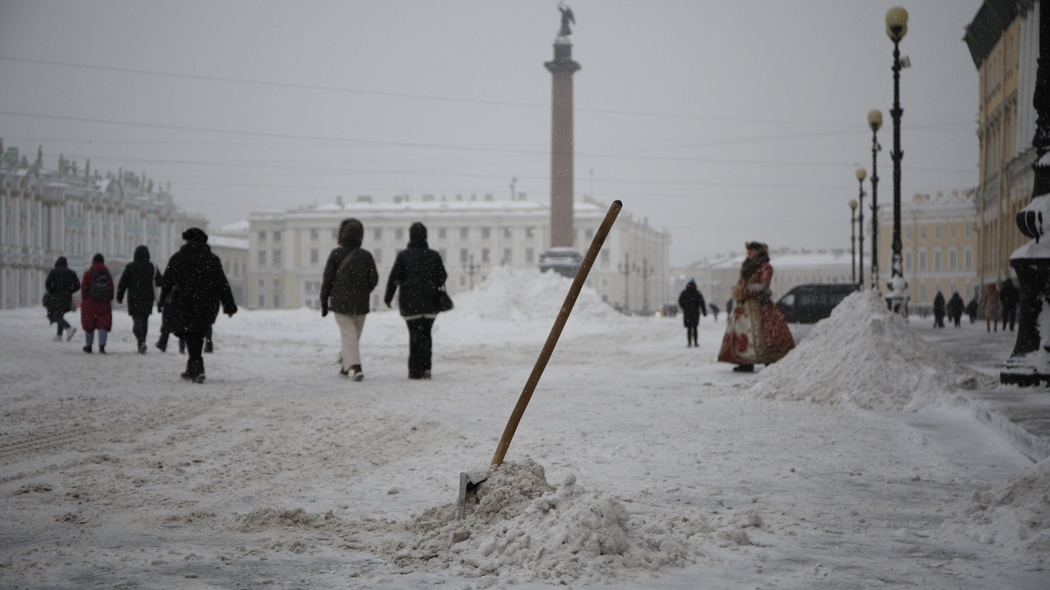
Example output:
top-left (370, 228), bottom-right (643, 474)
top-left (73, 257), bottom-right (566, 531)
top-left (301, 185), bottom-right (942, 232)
top-left (117, 245), bottom-right (162, 353)
top-left (80, 253), bottom-right (114, 353)
top-left (158, 228), bottom-right (237, 383)
top-left (320, 218), bottom-right (379, 381)
top-left (45, 256), bottom-right (80, 342)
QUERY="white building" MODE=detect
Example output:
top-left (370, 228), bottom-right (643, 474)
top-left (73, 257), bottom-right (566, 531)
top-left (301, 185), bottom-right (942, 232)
top-left (0, 143), bottom-right (201, 309)
top-left (246, 194), bottom-right (671, 312)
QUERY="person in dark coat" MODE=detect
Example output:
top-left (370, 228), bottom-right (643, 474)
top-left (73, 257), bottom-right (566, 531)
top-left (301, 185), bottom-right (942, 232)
top-left (80, 253), bottom-right (114, 353)
top-left (932, 291), bottom-right (946, 328)
top-left (725, 298), bottom-right (734, 322)
top-left (677, 279), bottom-right (707, 347)
top-left (320, 218), bottom-right (379, 380)
top-left (117, 245), bottom-right (162, 353)
top-left (947, 292), bottom-right (965, 328)
top-left (158, 228), bottom-right (237, 383)
top-left (45, 256), bottom-right (80, 341)
top-left (154, 281), bottom-right (184, 354)
top-left (709, 303), bottom-right (720, 322)
top-left (966, 296), bottom-right (979, 324)
top-left (383, 222), bottom-right (448, 379)
top-left (1000, 278), bottom-right (1020, 332)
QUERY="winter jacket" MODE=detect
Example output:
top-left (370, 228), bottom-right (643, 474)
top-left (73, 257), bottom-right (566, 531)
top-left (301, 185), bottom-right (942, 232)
top-left (158, 240), bottom-right (237, 338)
top-left (45, 257), bottom-right (79, 321)
top-left (932, 293), bottom-right (946, 318)
top-left (383, 237), bottom-right (448, 317)
top-left (80, 262), bottom-right (114, 332)
top-left (320, 221), bottom-right (379, 316)
top-left (117, 245), bottom-right (162, 318)
top-left (1000, 280), bottom-right (1020, 311)
top-left (947, 293), bottom-right (965, 318)
top-left (678, 281), bottom-right (707, 328)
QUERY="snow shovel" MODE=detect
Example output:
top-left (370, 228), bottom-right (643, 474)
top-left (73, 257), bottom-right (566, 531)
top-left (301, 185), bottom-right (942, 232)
top-left (457, 200), bottom-right (622, 519)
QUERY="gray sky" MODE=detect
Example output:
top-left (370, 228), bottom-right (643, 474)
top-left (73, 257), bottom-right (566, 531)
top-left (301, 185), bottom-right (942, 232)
top-left (0, 1), bottom-right (982, 266)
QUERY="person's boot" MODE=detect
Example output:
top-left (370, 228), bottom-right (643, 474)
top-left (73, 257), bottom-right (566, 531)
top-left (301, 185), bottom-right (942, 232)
top-left (732, 364), bottom-right (754, 373)
top-left (99, 345), bottom-right (105, 354)
top-left (83, 345), bottom-right (92, 353)
top-left (351, 364), bottom-right (364, 382)
top-left (181, 359), bottom-right (205, 383)
top-left (66, 327), bottom-right (76, 341)
top-left (204, 340), bottom-right (213, 353)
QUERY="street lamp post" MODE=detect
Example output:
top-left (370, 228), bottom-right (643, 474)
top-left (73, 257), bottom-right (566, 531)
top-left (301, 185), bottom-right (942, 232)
top-left (868, 109), bottom-right (883, 290)
top-left (856, 167), bottom-right (866, 288)
top-left (849, 199), bottom-right (858, 283)
top-left (463, 254), bottom-right (480, 289)
top-left (886, 7), bottom-right (908, 284)
top-left (618, 252), bottom-right (635, 313)
top-left (639, 257), bottom-right (654, 312)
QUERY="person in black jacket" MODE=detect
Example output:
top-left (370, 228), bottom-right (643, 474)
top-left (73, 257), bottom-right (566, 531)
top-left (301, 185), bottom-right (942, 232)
top-left (1000, 278), bottom-right (1020, 332)
top-left (45, 256), bottom-right (80, 341)
top-left (932, 291), bottom-right (946, 328)
top-left (947, 291), bottom-right (965, 328)
top-left (117, 245), bottom-right (162, 353)
top-left (384, 222), bottom-right (448, 379)
top-left (320, 218), bottom-right (379, 381)
top-left (677, 279), bottom-right (707, 347)
top-left (158, 228), bottom-right (237, 383)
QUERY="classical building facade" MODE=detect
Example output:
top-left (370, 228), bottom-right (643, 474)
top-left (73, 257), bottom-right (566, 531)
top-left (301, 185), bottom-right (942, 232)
top-left (0, 142), bottom-right (201, 309)
top-left (966, 0), bottom-right (1040, 286)
top-left (246, 194), bottom-right (670, 312)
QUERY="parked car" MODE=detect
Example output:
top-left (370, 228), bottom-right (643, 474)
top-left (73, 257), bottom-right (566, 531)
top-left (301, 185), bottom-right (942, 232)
top-left (538, 247), bottom-right (583, 278)
top-left (775, 282), bottom-right (861, 324)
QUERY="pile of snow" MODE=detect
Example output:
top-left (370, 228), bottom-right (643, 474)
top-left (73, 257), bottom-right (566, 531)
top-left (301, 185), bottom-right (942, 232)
top-left (938, 458), bottom-right (1050, 563)
top-left (752, 290), bottom-right (987, 410)
top-left (379, 460), bottom-right (751, 585)
top-left (449, 266), bottom-right (620, 323)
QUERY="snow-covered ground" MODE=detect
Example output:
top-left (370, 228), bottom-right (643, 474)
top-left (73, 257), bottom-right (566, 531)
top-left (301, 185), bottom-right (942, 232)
top-left (1, 268), bottom-right (1047, 589)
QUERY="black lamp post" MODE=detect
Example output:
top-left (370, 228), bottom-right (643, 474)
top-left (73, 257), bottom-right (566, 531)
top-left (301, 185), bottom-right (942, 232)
top-left (886, 7), bottom-right (908, 284)
top-left (868, 109), bottom-right (883, 290)
top-left (856, 167), bottom-right (866, 288)
top-left (639, 257), bottom-right (654, 312)
top-left (463, 254), bottom-right (480, 289)
top-left (849, 199), bottom-right (858, 283)
top-left (618, 252), bottom-right (635, 313)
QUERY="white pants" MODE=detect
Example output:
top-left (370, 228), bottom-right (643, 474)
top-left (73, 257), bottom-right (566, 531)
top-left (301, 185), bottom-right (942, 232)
top-left (334, 313), bottom-right (366, 370)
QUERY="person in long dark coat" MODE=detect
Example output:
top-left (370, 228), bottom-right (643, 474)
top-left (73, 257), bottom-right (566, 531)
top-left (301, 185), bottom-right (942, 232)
top-left (45, 256), bottom-right (80, 341)
top-left (966, 297), bottom-right (979, 324)
top-left (383, 222), bottom-right (448, 379)
top-left (677, 279), bottom-right (707, 347)
top-left (320, 218), bottom-right (379, 380)
top-left (80, 253), bottom-right (114, 353)
top-left (932, 291), bottom-right (946, 328)
top-left (158, 228), bottom-right (237, 382)
top-left (1000, 278), bottom-right (1020, 332)
top-left (947, 292), bottom-right (965, 328)
top-left (117, 245), bottom-right (162, 353)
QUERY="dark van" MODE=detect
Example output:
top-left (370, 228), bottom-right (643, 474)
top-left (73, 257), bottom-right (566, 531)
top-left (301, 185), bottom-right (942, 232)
top-left (776, 283), bottom-right (861, 324)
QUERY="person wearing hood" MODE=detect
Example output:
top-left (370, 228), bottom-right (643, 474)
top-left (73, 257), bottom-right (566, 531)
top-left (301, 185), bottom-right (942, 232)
top-left (80, 253), bottom-right (114, 353)
top-left (45, 256), bottom-right (80, 341)
top-left (932, 291), bottom-right (946, 328)
top-left (1000, 277), bottom-right (1019, 331)
top-left (384, 222), bottom-right (449, 379)
top-left (320, 218), bottom-right (379, 381)
top-left (158, 228), bottom-right (237, 383)
top-left (717, 242), bottom-right (795, 372)
top-left (677, 279), bottom-right (707, 347)
top-left (117, 245), bottom-right (162, 353)
top-left (947, 291), bottom-right (965, 328)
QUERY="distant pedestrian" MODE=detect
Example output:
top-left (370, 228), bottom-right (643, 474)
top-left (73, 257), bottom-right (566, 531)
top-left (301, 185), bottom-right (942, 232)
top-left (1000, 278), bottom-right (1019, 332)
top-left (158, 228), bottom-right (237, 383)
top-left (718, 242), bottom-right (795, 372)
top-left (947, 292), bottom-right (964, 328)
top-left (320, 218), bottom-right (379, 381)
top-left (384, 222), bottom-right (449, 380)
top-left (677, 279), bottom-right (707, 347)
top-left (709, 303), bottom-right (720, 322)
top-left (80, 253), bottom-right (114, 353)
top-left (982, 283), bottom-right (1001, 333)
top-left (44, 256), bottom-right (79, 342)
top-left (116, 245), bottom-right (162, 353)
top-left (932, 292), bottom-right (945, 328)
top-left (966, 297), bottom-right (978, 324)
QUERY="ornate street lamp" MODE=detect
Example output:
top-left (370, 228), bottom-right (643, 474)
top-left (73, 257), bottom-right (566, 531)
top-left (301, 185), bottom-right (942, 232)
top-left (849, 199), bottom-right (859, 283)
top-left (463, 253), bottom-right (480, 289)
top-left (618, 252), bottom-right (635, 313)
top-left (855, 167), bottom-right (866, 288)
top-left (886, 7), bottom-right (908, 285)
top-left (868, 109), bottom-right (883, 290)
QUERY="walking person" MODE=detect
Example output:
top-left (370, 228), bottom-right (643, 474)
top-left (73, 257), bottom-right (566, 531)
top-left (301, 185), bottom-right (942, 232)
top-left (384, 222), bottom-right (449, 380)
top-left (44, 256), bottom-right (79, 342)
top-left (320, 218), bottom-right (379, 381)
top-left (158, 228), bottom-right (237, 383)
top-left (966, 296), bottom-right (979, 324)
top-left (947, 291), bottom-right (965, 328)
top-left (116, 245), bottom-right (162, 353)
top-left (709, 303), bottom-right (720, 322)
top-left (982, 283), bottom-right (1001, 333)
top-left (677, 279), bottom-right (707, 347)
top-left (717, 242), bottom-right (795, 372)
top-left (80, 253), bottom-right (114, 353)
top-left (932, 291), bottom-right (946, 328)
top-left (1000, 278), bottom-right (1020, 332)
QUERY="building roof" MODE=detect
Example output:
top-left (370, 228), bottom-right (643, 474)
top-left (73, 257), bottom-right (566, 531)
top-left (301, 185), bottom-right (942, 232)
top-left (965, 0), bottom-right (1020, 69)
top-left (208, 236), bottom-right (249, 250)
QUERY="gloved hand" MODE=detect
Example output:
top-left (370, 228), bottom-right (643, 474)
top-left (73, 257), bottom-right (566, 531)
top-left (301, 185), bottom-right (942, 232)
top-left (321, 300), bottom-right (328, 317)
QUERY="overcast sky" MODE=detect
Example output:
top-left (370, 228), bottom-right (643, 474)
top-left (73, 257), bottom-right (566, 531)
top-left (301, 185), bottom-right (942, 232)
top-left (0, 1), bottom-right (983, 266)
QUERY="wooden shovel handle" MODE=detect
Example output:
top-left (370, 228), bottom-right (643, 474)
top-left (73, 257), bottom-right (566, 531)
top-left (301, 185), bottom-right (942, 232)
top-left (491, 200), bottom-right (622, 466)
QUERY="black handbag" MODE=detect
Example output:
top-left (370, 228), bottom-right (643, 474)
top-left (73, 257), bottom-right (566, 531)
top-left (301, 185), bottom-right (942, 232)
top-left (435, 284), bottom-right (454, 312)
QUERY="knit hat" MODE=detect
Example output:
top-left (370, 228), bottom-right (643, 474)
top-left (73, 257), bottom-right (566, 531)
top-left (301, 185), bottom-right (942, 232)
top-left (410, 222), bottom-right (427, 242)
top-left (183, 227), bottom-right (209, 243)
top-left (92, 253), bottom-right (104, 264)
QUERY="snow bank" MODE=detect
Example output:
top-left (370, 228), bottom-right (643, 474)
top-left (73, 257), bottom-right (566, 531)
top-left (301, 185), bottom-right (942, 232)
top-left (938, 457), bottom-right (1050, 566)
top-left (449, 266), bottom-right (620, 323)
top-left (752, 290), bottom-right (987, 410)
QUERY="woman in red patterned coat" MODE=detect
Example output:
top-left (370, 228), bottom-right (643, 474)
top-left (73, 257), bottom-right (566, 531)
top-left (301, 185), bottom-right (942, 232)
top-left (717, 242), bottom-right (795, 372)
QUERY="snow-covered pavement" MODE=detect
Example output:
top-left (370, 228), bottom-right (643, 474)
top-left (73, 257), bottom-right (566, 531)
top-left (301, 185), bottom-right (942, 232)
top-left (1, 269), bottom-right (1047, 589)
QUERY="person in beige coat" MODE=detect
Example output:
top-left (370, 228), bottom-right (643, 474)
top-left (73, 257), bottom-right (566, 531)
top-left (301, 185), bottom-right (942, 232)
top-left (982, 283), bottom-right (1002, 333)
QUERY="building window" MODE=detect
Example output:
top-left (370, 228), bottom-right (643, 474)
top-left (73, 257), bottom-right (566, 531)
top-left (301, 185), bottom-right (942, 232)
top-left (503, 227), bottom-right (512, 239)
top-left (273, 279), bottom-right (281, 308)
top-left (459, 276), bottom-right (467, 288)
top-left (919, 250), bottom-right (927, 271)
top-left (920, 284), bottom-right (927, 301)
top-left (920, 227), bottom-right (927, 239)
top-left (482, 227), bottom-right (491, 239)
top-left (526, 248), bottom-right (534, 263)
top-left (525, 227), bottom-right (535, 238)
top-left (905, 251), bottom-right (912, 271)
top-left (906, 227), bottom-right (912, 240)
top-left (949, 249), bottom-right (957, 270)
top-left (396, 228), bottom-right (404, 240)
top-left (585, 228), bottom-right (594, 240)
top-left (374, 228), bottom-right (382, 240)
top-left (273, 231), bottom-right (282, 242)
top-left (950, 225), bottom-right (957, 238)
top-left (310, 229), bottom-right (319, 241)
top-left (934, 226), bottom-right (941, 239)
top-left (482, 248), bottom-right (490, 263)
top-left (965, 225), bottom-right (972, 238)
top-left (460, 227), bottom-right (469, 240)
top-left (460, 248), bottom-right (469, 263)
top-left (934, 249), bottom-right (942, 271)
top-left (601, 250), bottom-right (610, 267)
top-left (258, 250), bottom-right (266, 267)
top-left (258, 294), bottom-right (265, 307)
top-left (965, 249), bottom-right (973, 270)
top-left (273, 250), bottom-right (282, 265)
top-left (503, 248), bottom-right (512, 264)
top-left (439, 227), bottom-right (447, 239)
top-left (310, 249), bottom-right (319, 264)
top-left (259, 231), bottom-right (266, 241)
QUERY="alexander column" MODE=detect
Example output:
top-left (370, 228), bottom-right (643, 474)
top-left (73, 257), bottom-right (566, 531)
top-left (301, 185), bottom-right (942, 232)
top-left (545, 3), bottom-right (580, 248)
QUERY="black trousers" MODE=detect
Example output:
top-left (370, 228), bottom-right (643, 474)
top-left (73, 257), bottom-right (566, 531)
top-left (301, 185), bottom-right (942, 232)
top-left (184, 332), bottom-right (206, 363)
top-left (132, 315), bottom-right (149, 344)
top-left (686, 325), bottom-right (698, 344)
top-left (405, 317), bottom-right (435, 378)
